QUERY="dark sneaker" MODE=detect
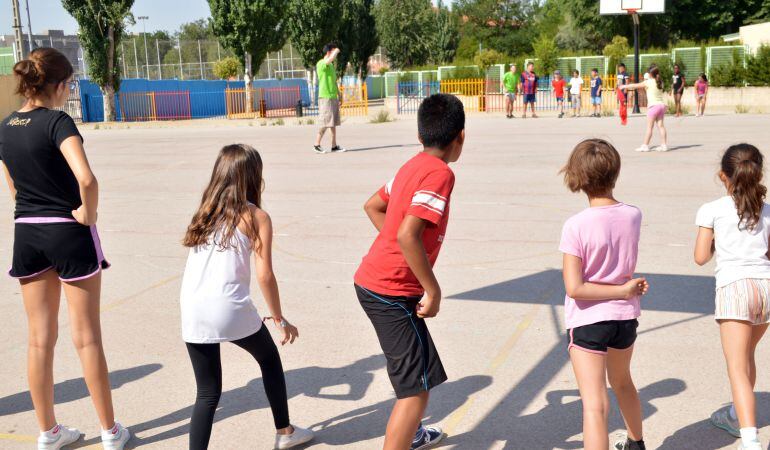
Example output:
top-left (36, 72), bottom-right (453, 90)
top-left (330, 145), bottom-right (346, 153)
top-left (313, 145), bottom-right (325, 154)
top-left (614, 437), bottom-right (646, 450)
top-left (411, 425), bottom-right (445, 450)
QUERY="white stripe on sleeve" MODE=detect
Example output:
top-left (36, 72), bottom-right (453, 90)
top-left (411, 191), bottom-right (446, 215)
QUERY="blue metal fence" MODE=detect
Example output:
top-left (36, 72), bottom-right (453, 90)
top-left (396, 81), bottom-right (440, 114)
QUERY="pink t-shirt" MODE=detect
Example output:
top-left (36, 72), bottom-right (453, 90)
top-left (559, 203), bottom-right (642, 329)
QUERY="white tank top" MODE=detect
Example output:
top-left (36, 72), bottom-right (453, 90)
top-left (180, 227), bottom-right (262, 343)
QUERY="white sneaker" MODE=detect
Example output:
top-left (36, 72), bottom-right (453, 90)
top-left (37, 425), bottom-right (81, 450)
top-left (656, 144), bottom-right (669, 152)
top-left (635, 145), bottom-right (651, 152)
top-left (274, 425), bottom-right (314, 449)
top-left (737, 443), bottom-right (762, 450)
top-left (101, 422), bottom-right (130, 450)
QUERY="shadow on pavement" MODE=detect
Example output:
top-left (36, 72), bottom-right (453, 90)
top-left (127, 355), bottom-right (387, 446)
top-left (0, 363), bottom-right (163, 417)
top-left (344, 143), bottom-right (420, 153)
top-left (659, 392), bottom-right (770, 450)
top-left (310, 375), bottom-right (493, 446)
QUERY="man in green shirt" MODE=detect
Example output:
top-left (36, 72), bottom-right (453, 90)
top-left (314, 43), bottom-right (344, 154)
top-left (502, 63), bottom-right (519, 119)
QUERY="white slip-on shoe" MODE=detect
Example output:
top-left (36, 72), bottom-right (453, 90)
top-left (101, 422), bottom-right (131, 450)
top-left (275, 425), bottom-right (314, 449)
top-left (635, 144), bottom-right (651, 152)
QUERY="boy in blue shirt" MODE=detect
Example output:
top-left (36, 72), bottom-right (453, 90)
top-left (590, 69), bottom-right (603, 117)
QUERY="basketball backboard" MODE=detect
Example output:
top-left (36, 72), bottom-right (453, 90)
top-left (599, 0), bottom-right (665, 14)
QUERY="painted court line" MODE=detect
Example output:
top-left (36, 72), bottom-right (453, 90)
top-left (443, 300), bottom-right (543, 436)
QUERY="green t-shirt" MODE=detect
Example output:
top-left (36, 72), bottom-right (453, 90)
top-left (317, 59), bottom-right (338, 99)
top-left (503, 72), bottom-right (519, 93)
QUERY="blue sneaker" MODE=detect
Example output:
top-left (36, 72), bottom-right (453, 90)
top-left (411, 424), bottom-right (445, 450)
top-left (711, 405), bottom-right (741, 438)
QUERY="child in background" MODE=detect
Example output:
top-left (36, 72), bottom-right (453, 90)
top-left (694, 144), bottom-right (770, 450)
top-left (672, 64), bottom-right (686, 117)
top-left (354, 93), bottom-right (465, 450)
top-left (559, 139), bottom-right (649, 450)
top-left (503, 63), bottom-right (519, 119)
top-left (617, 63), bottom-right (630, 125)
top-left (590, 69), bottom-right (603, 117)
top-left (1, 48), bottom-right (129, 450)
top-left (621, 66), bottom-right (669, 152)
top-left (180, 144), bottom-right (313, 450)
top-left (520, 62), bottom-right (539, 118)
top-left (552, 70), bottom-right (567, 118)
top-left (569, 70), bottom-right (583, 117)
top-left (695, 73), bottom-right (709, 116)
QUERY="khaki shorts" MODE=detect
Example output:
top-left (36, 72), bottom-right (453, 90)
top-left (319, 98), bottom-right (340, 128)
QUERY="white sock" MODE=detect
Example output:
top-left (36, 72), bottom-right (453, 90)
top-left (740, 427), bottom-right (759, 446)
top-left (41, 424), bottom-right (60, 438)
top-left (730, 404), bottom-right (738, 420)
top-left (103, 422), bottom-right (119, 434)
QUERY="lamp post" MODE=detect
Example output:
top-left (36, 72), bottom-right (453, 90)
top-left (137, 15), bottom-right (150, 79)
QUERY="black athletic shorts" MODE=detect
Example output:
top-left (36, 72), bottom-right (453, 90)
top-left (9, 218), bottom-right (110, 282)
top-left (568, 319), bottom-right (638, 354)
top-left (355, 284), bottom-right (447, 399)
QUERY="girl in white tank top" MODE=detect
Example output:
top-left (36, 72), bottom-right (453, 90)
top-left (179, 144), bottom-right (313, 449)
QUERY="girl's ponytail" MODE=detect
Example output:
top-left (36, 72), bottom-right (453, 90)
top-left (722, 144), bottom-right (767, 230)
top-left (650, 66), bottom-right (663, 90)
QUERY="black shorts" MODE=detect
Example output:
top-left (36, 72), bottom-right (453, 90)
top-left (355, 284), bottom-right (447, 399)
top-left (568, 319), bottom-right (638, 354)
top-left (9, 218), bottom-right (110, 282)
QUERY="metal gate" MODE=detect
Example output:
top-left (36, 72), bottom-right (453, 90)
top-left (56, 80), bottom-right (83, 122)
top-left (396, 81), bottom-right (440, 114)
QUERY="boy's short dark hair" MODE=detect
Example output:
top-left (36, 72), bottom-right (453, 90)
top-left (323, 42), bottom-right (338, 54)
top-left (560, 139), bottom-right (621, 197)
top-left (618, 63), bottom-right (626, 69)
top-left (591, 68), bottom-right (598, 73)
top-left (418, 94), bottom-right (465, 150)
top-left (573, 70), bottom-right (579, 76)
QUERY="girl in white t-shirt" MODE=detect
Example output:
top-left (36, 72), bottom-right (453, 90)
top-left (694, 143), bottom-right (770, 450)
top-left (568, 70), bottom-right (583, 117)
top-left (620, 66), bottom-right (669, 152)
top-left (180, 144), bottom-right (313, 449)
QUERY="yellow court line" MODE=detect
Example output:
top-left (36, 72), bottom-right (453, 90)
top-left (101, 273), bottom-right (182, 313)
top-left (443, 300), bottom-right (543, 436)
top-left (0, 433), bottom-right (36, 442)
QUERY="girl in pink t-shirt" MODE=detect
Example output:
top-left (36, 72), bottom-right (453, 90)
top-left (559, 139), bottom-right (650, 450)
top-left (694, 73), bottom-right (709, 117)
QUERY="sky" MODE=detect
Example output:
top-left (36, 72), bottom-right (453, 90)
top-left (1, 0), bottom-right (453, 36)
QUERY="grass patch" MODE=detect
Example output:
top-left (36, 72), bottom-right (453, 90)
top-left (93, 124), bottom-right (100, 130)
top-left (369, 109), bottom-right (394, 124)
top-left (270, 118), bottom-right (285, 126)
top-left (306, 118), bottom-right (315, 125)
top-left (601, 109), bottom-right (615, 117)
top-left (735, 104), bottom-right (751, 114)
top-left (295, 119), bottom-right (304, 125)
top-left (666, 101), bottom-right (691, 115)
top-left (259, 120), bottom-right (267, 126)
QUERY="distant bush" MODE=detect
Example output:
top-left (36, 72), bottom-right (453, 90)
top-left (442, 65), bottom-right (482, 80)
top-left (746, 45), bottom-right (770, 86)
top-left (213, 57), bottom-right (240, 80)
top-left (474, 49), bottom-right (505, 73)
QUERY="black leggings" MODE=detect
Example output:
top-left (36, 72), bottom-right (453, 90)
top-left (185, 325), bottom-right (290, 450)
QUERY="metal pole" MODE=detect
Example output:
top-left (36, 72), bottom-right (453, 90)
top-left (11, 0), bottom-right (24, 60)
top-left (632, 13), bottom-right (641, 114)
top-left (24, 0), bottom-right (33, 53)
top-left (178, 38), bottom-right (183, 80)
top-left (197, 40), bottom-right (204, 79)
top-left (156, 39), bottom-right (162, 80)
top-left (143, 27), bottom-right (149, 78)
top-left (133, 38), bottom-right (139, 78)
top-left (121, 42), bottom-right (127, 78)
top-left (217, 41), bottom-right (221, 61)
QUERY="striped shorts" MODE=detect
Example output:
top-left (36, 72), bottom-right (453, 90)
top-left (715, 278), bottom-right (770, 325)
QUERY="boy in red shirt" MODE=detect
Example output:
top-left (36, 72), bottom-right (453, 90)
top-left (354, 93), bottom-right (465, 450)
top-left (552, 70), bottom-right (566, 118)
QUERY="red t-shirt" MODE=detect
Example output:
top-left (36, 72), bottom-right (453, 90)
top-left (552, 79), bottom-right (566, 97)
top-left (354, 152), bottom-right (455, 296)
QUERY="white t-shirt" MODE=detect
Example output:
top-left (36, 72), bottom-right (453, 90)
top-left (180, 228), bottom-right (263, 343)
top-left (696, 196), bottom-right (770, 288)
top-left (569, 77), bottom-right (583, 95)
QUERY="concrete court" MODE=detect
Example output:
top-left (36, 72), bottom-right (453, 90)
top-left (1, 112), bottom-right (769, 450)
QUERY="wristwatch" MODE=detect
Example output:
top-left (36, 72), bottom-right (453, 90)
top-left (278, 318), bottom-right (288, 328)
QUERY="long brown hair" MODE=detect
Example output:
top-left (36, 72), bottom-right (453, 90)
top-left (13, 47), bottom-right (73, 98)
top-left (183, 144), bottom-right (264, 250)
top-left (721, 143), bottom-right (766, 230)
top-left (649, 66), bottom-right (663, 90)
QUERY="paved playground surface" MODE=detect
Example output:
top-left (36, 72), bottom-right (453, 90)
top-left (1, 112), bottom-right (769, 449)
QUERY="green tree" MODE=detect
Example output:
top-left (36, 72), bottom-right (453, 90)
top-left (208, 0), bottom-right (286, 110)
top-left (746, 45), bottom-right (770, 86)
top-left (602, 35), bottom-right (631, 70)
top-left (532, 35), bottom-right (558, 74)
top-left (213, 56), bottom-right (240, 79)
top-left (62, 0), bottom-right (134, 122)
top-left (473, 48), bottom-right (503, 72)
top-left (337, 0), bottom-right (379, 80)
top-left (374, 0), bottom-right (434, 68)
top-left (454, 0), bottom-right (535, 55)
top-left (430, 0), bottom-right (460, 64)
